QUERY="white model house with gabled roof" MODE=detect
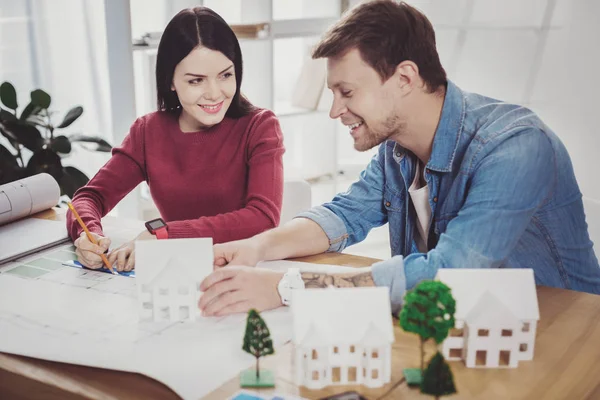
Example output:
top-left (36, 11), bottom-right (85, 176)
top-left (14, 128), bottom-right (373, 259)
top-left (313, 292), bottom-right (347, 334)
top-left (291, 287), bottom-right (394, 389)
top-left (436, 269), bottom-right (539, 368)
top-left (135, 238), bottom-right (213, 322)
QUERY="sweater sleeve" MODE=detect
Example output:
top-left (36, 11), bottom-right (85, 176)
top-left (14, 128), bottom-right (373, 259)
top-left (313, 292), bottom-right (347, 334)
top-left (66, 117), bottom-right (147, 240)
top-left (166, 110), bottom-right (285, 243)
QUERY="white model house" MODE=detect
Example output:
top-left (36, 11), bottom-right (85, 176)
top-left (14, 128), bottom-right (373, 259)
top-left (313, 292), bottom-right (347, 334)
top-left (291, 287), bottom-right (394, 389)
top-left (135, 238), bottom-right (213, 322)
top-left (436, 269), bottom-right (539, 368)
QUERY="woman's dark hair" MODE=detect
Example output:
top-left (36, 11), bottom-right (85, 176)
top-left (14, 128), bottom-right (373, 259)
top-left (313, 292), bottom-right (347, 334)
top-left (156, 7), bottom-right (255, 117)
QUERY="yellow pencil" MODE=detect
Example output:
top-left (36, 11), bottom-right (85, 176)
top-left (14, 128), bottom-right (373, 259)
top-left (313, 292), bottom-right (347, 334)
top-left (67, 202), bottom-right (116, 274)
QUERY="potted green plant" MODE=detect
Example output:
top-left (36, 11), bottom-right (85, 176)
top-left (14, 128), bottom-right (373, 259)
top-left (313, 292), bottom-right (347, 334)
top-left (421, 351), bottom-right (457, 399)
top-left (241, 308), bottom-right (275, 388)
top-left (0, 81), bottom-right (112, 197)
top-left (399, 280), bottom-right (456, 385)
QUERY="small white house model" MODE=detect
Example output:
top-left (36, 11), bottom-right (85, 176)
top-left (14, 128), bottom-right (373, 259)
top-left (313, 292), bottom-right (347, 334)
top-left (291, 287), bottom-right (394, 389)
top-left (436, 269), bottom-right (539, 368)
top-left (135, 238), bottom-right (213, 322)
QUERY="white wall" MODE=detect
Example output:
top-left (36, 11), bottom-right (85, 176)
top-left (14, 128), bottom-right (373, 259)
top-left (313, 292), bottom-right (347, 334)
top-left (406, 0), bottom-right (600, 204)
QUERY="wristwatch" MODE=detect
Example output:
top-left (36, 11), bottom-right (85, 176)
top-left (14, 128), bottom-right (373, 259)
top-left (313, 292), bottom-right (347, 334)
top-left (277, 268), bottom-right (305, 306)
top-left (145, 218), bottom-right (168, 240)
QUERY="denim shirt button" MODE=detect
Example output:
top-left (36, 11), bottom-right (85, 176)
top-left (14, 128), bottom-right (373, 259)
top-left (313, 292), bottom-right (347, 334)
top-left (385, 201), bottom-right (391, 207)
top-left (433, 197), bottom-right (438, 203)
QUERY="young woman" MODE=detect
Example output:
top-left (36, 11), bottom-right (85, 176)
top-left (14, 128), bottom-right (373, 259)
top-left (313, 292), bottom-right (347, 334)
top-left (68, 7), bottom-right (284, 272)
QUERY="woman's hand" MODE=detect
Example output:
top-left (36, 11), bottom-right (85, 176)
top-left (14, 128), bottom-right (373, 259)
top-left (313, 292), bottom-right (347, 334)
top-left (74, 232), bottom-right (111, 269)
top-left (107, 230), bottom-right (156, 272)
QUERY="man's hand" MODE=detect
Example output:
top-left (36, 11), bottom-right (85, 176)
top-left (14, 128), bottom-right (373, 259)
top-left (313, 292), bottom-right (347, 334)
top-left (213, 238), bottom-right (264, 269)
top-left (198, 267), bottom-right (284, 316)
top-left (74, 232), bottom-right (111, 269)
top-left (107, 230), bottom-right (156, 272)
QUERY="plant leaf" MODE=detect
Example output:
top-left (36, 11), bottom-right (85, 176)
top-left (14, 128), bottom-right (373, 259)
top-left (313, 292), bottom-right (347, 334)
top-left (57, 106), bottom-right (83, 128)
top-left (70, 134), bottom-right (112, 152)
top-left (1, 120), bottom-right (44, 151)
top-left (20, 102), bottom-right (43, 121)
top-left (59, 166), bottom-right (89, 198)
top-left (51, 135), bottom-right (72, 154)
top-left (0, 144), bottom-right (25, 184)
top-left (0, 108), bottom-right (17, 122)
top-left (26, 148), bottom-right (63, 183)
top-left (30, 89), bottom-right (51, 109)
top-left (0, 82), bottom-right (18, 110)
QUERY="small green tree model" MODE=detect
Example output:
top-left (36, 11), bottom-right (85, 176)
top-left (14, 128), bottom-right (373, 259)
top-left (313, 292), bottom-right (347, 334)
top-left (421, 352), bottom-right (457, 399)
top-left (242, 308), bottom-right (275, 379)
top-left (399, 280), bottom-right (456, 376)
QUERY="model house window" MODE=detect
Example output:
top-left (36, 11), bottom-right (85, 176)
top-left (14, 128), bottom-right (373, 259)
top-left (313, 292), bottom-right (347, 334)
top-left (522, 322), bottom-right (530, 332)
top-left (520, 343), bottom-right (528, 352)
top-left (178, 306), bottom-right (189, 320)
top-left (478, 329), bottom-right (489, 337)
top-left (371, 369), bottom-right (379, 379)
top-left (333, 346), bottom-right (338, 354)
top-left (449, 348), bottom-right (462, 358)
top-left (159, 306), bottom-right (169, 320)
top-left (332, 367), bottom-right (341, 383)
top-left (372, 350), bottom-right (379, 359)
top-left (350, 345), bottom-right (355, 353)
top-left (348, 367), bottom-right (357, 382)
top-left (312, 370), bottom-right (319, 380)
top-left (499, 350), bottom-right (511, 366)
top-left (476, 350), bottom-right (487, 366)
top-left (501, 329), bottom-right (513, 337)
top-left (159, 287), bottom-right (169, 295)
top-left (312, 349), bottom-right (318, 360)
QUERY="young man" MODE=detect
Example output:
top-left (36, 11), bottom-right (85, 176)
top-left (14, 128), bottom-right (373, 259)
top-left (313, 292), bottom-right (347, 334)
top-left (197, 0), bottom-right (600, 317)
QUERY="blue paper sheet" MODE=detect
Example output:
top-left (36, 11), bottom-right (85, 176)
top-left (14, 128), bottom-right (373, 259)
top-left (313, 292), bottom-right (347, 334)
top-left (62, 259), bottom-right (136, 278)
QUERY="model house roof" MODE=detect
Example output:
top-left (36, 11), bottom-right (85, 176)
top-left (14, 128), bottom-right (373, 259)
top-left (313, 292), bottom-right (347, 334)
top-left (292, 287), bottom-right (394, 346)
top-left (436, 269), bottom-right (539, 321)
top-left (465, 291), bottom-right (521, 327)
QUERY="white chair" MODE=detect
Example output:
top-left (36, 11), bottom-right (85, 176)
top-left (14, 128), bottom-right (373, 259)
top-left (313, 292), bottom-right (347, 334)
top-left (583, 197), bottom-right (600, 253)
top-left (281, 178), bottom-right (312, 225)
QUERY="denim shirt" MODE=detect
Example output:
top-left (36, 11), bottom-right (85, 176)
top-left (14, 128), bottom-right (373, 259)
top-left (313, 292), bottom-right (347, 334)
top-left (298, 80), bottom-right (600, 314)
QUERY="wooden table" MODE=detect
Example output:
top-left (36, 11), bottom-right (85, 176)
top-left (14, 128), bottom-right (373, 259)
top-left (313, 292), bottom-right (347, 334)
top-left (2, 210), bottom-right (600, 399)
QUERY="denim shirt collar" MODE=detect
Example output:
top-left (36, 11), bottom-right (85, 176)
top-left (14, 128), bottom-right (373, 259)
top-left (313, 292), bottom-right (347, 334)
top-left (426, 80), bottom-right (465, 172)
top-left (392, 80), bottom-right (465, 172)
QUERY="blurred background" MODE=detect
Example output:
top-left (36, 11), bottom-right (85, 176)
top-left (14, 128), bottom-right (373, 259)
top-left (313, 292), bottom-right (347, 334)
top-left (1, 0), bottom-right (599, 259)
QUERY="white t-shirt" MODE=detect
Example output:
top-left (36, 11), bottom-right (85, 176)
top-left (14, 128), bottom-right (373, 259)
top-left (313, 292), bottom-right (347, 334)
top-left (408, 162), bottom-right (432, 253)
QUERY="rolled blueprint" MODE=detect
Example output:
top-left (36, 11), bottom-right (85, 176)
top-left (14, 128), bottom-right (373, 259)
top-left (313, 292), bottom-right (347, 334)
top-left (0, 173), bottom-right (60, 226)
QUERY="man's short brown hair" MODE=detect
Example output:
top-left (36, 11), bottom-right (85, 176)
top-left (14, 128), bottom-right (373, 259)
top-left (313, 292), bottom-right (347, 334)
top-left (312, 0), bottom-right (447, 93)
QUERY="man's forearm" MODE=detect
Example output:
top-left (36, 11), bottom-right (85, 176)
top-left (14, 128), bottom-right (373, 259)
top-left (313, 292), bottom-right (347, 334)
top-left (255, 217), bottom-right (330, 261)
top-left (301, 269), bottom-right (376, 288)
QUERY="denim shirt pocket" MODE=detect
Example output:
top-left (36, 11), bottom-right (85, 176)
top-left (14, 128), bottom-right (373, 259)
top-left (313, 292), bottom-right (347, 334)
top-left (383, 183), bottom-right (407, 255)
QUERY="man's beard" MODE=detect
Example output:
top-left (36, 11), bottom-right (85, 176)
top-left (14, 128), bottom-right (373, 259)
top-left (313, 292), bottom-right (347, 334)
top-left (354, 114), bottom-right (405, 152)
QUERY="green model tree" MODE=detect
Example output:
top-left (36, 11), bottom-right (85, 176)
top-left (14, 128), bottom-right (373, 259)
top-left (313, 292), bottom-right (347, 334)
top-left (399, 280), bottom-right (456, 384)
top-left (421, 351), bottom-right (457, 399)
top-left (242, 308), bottom-right (275, 379)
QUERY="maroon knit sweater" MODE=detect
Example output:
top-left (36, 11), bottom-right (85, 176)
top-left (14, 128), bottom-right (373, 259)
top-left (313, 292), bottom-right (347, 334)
top-left (67, 108), bottom-right (284, 243)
